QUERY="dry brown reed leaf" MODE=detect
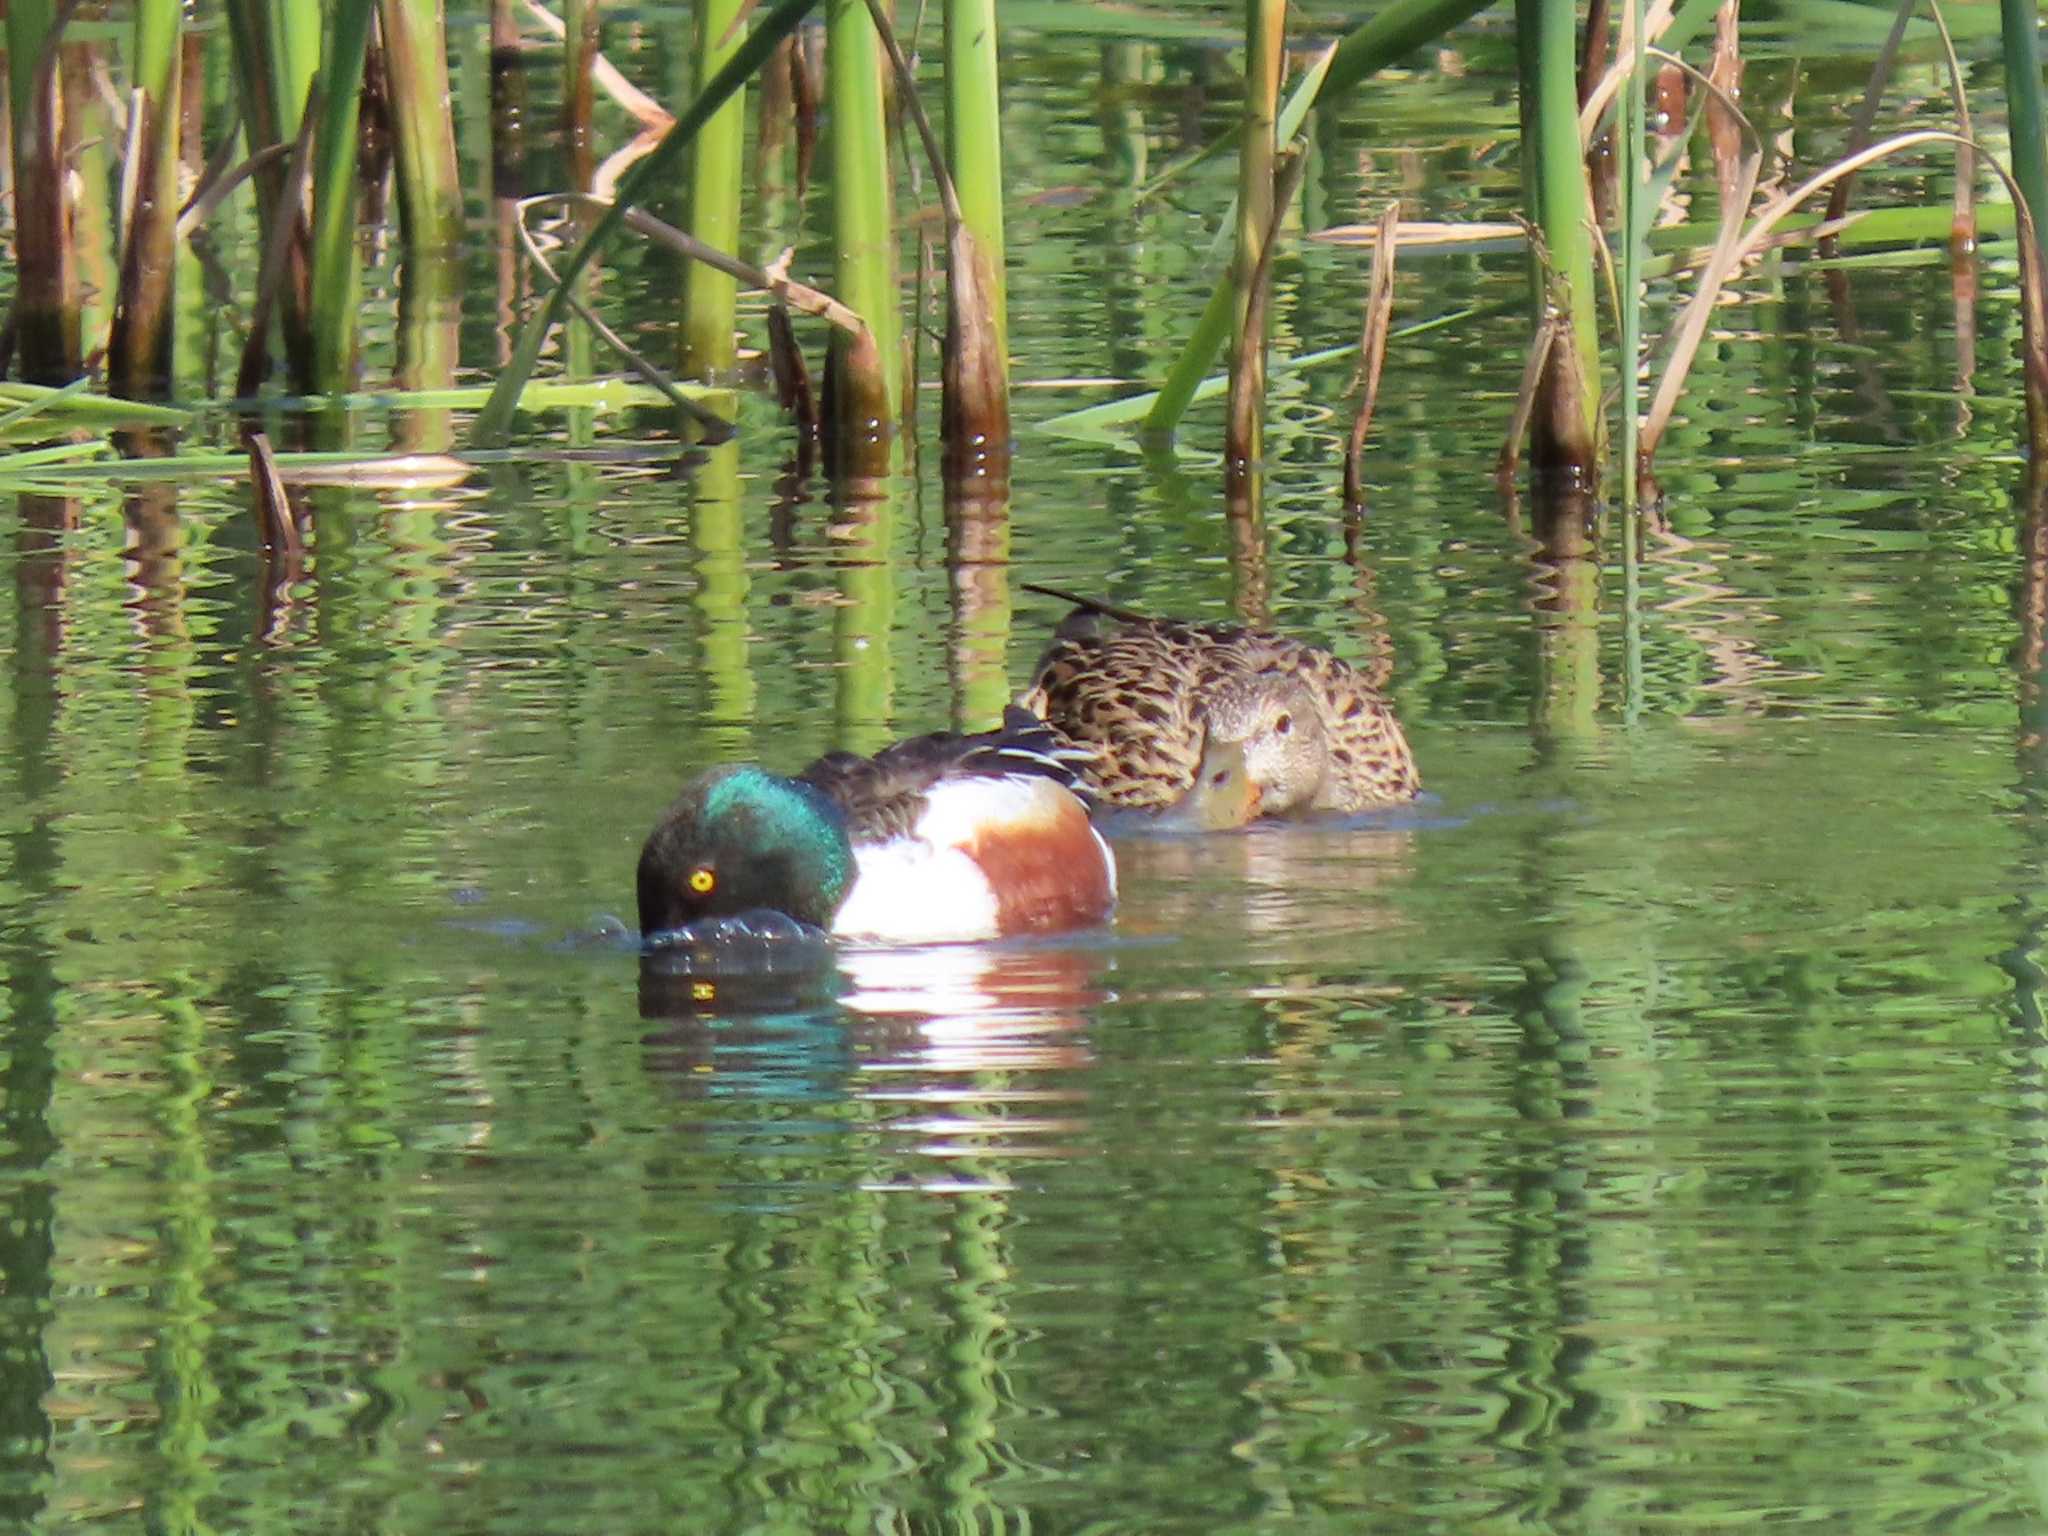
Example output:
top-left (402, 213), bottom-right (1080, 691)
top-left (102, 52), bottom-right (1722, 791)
top-left (1705, 0), bottom-right (1745, 210)
top-left (518, 0), bottom-right (673, 129)
top-left (1634, 47), bottom-right (1760, 466)
top-left (535, 194), bottom-right (866, 340)
top-left (276, 454), bottom-right (478, 489)
top-left (1314, 220), bottom-right (1526, 246)
top-left (178, 139), bottom-right (288, 242)
top-left (1643, 128), bottom-right (2047, 467)
top-left (593, 124), bottom-right (667, 200)
top-left (1343, 201), bottom-right (1401, 508)
top-left (1497, 305), bottom-right (1562, 488)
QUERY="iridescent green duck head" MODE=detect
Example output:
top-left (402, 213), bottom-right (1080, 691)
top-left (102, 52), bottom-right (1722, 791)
top-left (636, 766), bottom-right (856, 936)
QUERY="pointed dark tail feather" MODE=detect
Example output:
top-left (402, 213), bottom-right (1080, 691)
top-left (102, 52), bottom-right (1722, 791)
top-left (1017, 582), bottom-right (1154, 625)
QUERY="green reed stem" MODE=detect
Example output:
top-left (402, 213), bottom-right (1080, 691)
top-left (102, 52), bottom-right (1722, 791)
top-left (1620, 0), bottom-right (1645, 501)
top-left (827, 0), bottom-right (903, 465)
top-left (273, 0), bottom-right (322, 132)
top-left (946, 0), bottom-right (1007, 360)
top-left (1146, 0), bottom-right (1493, 435)
top-left (2004, 0), bottom-right (2048, 241)
top-left (1619, 0), bottom-right (1645, 716)
top-left (309, 0), bottom-right (374, 395)
top-left (378, 0), bottom-right (465, 257)
top-left (836, 504), bottom-right (896, 756)
top-left (691, 439), bottom-right (758, 754)
top-left (108, 0), bottom-right (182, 398)
top-left (473, 0), bottom-right (819, 445)
top-left (565, 0), bottom-right (599, 180)
top-left (1517, 0), bottom-right (1600, 479)
top-left (1226, 0), bottom-right (1285, 467)
top-left (680, 0), bottom-right (749, 379)
top-left (64, 39), bottom-right (117, 358)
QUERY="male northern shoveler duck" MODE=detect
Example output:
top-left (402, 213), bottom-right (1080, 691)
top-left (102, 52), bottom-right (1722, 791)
top-left (636, 706), bottom-right (1117, 944)
top-left (1018, 585), bottom-right (1420, 828)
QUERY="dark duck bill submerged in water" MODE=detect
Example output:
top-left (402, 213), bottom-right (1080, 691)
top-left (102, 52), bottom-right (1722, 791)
top-left (1017, 584), bottom-right (1422, 829)
top-left (636, 706), bottom-right (1117, 947)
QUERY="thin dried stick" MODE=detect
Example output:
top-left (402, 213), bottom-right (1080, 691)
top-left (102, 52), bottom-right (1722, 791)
top-left (512, 200), bottom-right (730, 432)
top-left (527, 191), bottom-right (868, 336)
top-left (1342, 202), bottom-right (1400, 507)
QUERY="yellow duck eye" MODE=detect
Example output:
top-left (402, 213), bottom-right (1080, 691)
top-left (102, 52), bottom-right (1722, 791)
top-left (687, 867), bottom-right (716, 895)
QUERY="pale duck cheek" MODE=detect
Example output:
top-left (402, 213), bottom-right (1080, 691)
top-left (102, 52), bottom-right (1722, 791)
top-left (831, 838), bottom-right (1002, 942)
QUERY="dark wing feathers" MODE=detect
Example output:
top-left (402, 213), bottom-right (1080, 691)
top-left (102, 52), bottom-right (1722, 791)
top-left (796, 707), bottom-right (1091, 842)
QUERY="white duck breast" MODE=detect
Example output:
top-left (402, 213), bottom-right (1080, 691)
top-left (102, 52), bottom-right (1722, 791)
top-left (829, 775), bottom-right (1116, 942)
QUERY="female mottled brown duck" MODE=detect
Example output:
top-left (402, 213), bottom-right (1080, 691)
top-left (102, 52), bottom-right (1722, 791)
top-left (1017, 586), bottom-right (1420, 829)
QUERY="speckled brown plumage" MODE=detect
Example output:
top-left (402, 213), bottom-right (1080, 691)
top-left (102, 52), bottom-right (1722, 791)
top-left (1018, 597), bottom-right (1419, 817)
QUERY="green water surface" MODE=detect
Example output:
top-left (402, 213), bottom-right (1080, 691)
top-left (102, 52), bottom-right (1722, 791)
top-left (1, 4), bottom-right (2045, 1531)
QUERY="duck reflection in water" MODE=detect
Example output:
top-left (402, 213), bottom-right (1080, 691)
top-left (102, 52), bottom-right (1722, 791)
top-left (639, 940), bottom-right (1111, 1182)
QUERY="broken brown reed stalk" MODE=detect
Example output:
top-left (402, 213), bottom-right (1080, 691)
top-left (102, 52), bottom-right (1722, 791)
top-left (564, 0), bottom-right (600, 186)
top-left (1705, 0), bottom-right (1744, 212)
top-left (247, 429), bottom-right (305, 646)
top-left (236, 83), bottom-right (321, 399)
top-left (246, 430), bottom-right (302, 559)
top-left (1643, 127), bottom-right (2048, 467)
top-left (1342, 202), bottom-right (1401, 508)
top-left (1821, 0), bottom-right (1975, 255)
top-left (1225, 146), bottom-right (1310, 476)
top-left (858, 0), bottom-right (1010, 482)
top-left (766, 303), bottom-right (818, 448)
